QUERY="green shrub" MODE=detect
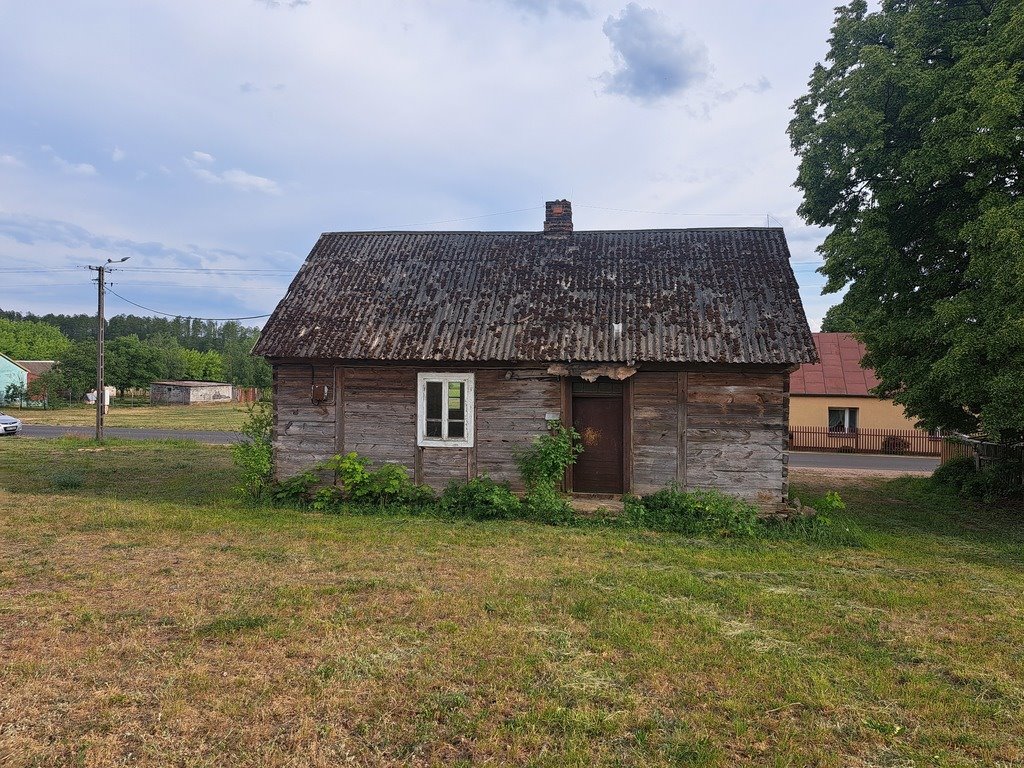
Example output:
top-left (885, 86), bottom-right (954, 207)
top-left (316, 452), bottom-right (430, 507)
top-left (933, 456), bottom-right (977, 492)
top-left (232, 398), bottom-right (274, 501)
top-left (933, 455), bottom-right (1022, 502)
top-left (515, 422), bottom-right (583, 491)
top-left (439, 476), bottom-right (521, 520)
top-left (310, 485), bottom-right (344, 512)
top-left (270, 471), bottom-right (319, 507)
top-left (515, 422), bottom-right (582, 524)
top-left (521, 483), bottom-right (575, 525)
top-left (621, 485), bottom-right (760, 537)
top-left (321, 451), bottom-right (370, 496)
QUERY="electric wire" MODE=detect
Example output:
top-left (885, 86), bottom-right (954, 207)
top-left (105, 286), bottom-right (272, 321)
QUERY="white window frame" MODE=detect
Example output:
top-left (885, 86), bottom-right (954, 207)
top-left (417, 372), bottom-right (474, 448)
top-left (828, 406), bottom-right (859, 433)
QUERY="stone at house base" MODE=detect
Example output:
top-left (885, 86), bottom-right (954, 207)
top-left (760, 496), bottom-right (818, 522)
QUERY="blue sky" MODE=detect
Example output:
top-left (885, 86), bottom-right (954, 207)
top-left (0, 0), bottom-right (841, 330)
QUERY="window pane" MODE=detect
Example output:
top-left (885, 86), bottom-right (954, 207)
top-left (426, 381), bottom-right (442, 420)
top-left (847, 408), bottom-right (858, 431)
top-left (448, 420), bottom-right (465, 438)
top-left (426, 419), bottom-right (442, 437)
top-left (828, 408), bottom-right (846, 432)
top-left (447, 381), bottom-right (464, 421)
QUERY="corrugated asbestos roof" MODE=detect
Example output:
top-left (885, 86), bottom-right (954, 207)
top-left (790, 333), bottom-right (879, 396)
top-left (253, 228), bottom-right (817, 365)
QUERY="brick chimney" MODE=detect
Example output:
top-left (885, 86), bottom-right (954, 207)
top-left (544, 199), bottom-right (573, 235)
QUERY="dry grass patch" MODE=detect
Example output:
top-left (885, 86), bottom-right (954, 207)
top-left (11, 402), bottom-right (247, 431)
top-left (0, 438), bottom-right (1022, 766)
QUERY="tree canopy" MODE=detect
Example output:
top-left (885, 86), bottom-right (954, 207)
top-left (0, 317), bottom-right (71, 360)
top-left (789, 0), bottom-right (1024, 442)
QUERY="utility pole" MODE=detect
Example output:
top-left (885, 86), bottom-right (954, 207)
top-left (88, 257), bottom-right (130, 440)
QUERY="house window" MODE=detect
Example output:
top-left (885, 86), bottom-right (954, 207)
top-left (417, 373), bottom-right (474, 447)
top-left (828, 407), bottom-right (858, 433)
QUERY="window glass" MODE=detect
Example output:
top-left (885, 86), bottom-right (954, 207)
top-left (426, 381), bottom-right (443, 437)
top-left (847, 408), bottom-right (858, 431)
top-left (447, 381), bottom-right (464, 419)
top-left (828, 408), bottom-right (846, 432)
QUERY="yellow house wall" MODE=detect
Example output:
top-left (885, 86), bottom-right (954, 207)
top-left (789, 395), bottom-right (920, 430)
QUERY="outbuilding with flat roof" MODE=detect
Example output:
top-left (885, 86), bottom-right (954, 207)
top-left (150, 380), bottom-right (233, 405)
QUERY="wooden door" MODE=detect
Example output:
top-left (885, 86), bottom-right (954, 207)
top-left (572, 384), bottom-right (624, 494)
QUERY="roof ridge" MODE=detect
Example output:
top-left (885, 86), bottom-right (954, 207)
top-left (321, 227), bottom-right (786, 236)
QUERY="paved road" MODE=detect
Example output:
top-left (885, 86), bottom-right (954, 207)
top-left (17, 425), bottom-right (242, 445)
top-left (789, 451), bottom-right (938, 473)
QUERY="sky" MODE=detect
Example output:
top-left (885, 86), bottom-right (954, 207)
top-left (0, 0), bottom-right (842, 331)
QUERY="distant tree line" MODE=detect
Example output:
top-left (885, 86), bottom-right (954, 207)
top-left (0, 312), bottom-right (271, 400)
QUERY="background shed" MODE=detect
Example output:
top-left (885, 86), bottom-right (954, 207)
top-left (150, 381), bottom-right (233, 405)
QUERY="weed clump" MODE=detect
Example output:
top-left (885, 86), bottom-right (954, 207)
top-left (620, 485), bottom-right (760, 537)
top-left (232, 398), bottom-right (273, 502)
top-left (439, 475), bottom-right (521, 520)
top-left (49, 470), bottom-right (85, 491)
top-left (514, 422), bottom-right (582, 524)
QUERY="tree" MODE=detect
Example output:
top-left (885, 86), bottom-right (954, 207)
top-left (105, 335), bottom-right (164, 391)
top-left (0, 318), bottom-right (71, 360)
top-left (789, 0), bottom-right (1024, 442)
top-left (820, 302), bottom-right (865, 334)
top-left (51, 341), bottom-right (97, 400)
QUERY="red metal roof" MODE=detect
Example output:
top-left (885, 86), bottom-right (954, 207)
top-left (789, 333), bottom-right (880, 396)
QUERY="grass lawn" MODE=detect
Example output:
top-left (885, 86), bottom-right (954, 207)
top-left (0, 438), bottom-right (1021, 766)
top-left (8, 401), bottom-right (248, 432)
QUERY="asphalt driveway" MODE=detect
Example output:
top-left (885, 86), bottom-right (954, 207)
top-left (789, 451), bottom-right (939, 473)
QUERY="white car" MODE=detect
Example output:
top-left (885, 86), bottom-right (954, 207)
top-left (0, 412), bottom-right (23, 436)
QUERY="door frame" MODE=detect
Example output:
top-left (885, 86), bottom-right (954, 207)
top-left (562, 376), bottom-right (632, 494)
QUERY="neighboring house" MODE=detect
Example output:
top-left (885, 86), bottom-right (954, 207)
top-left (254, 200), bottom-right (817, 506)
top-left (15, 360), bottom-right (56, 387)
top-left (0, 354), bottom-right (29, 398)
top-left (150, 381), bottom-right (233, 405)
top-left (789, 332), bottom-right (920, 432)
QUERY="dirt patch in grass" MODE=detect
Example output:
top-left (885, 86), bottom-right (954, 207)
top-left (0, 443), bottom-right (1022, 766)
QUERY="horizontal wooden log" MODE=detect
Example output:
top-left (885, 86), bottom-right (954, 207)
top-left (279, 421), bottom-right (335, 437)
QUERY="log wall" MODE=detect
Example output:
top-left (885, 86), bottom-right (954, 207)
top-left (273, 364), bottom-right (560, 492)
top-left (629, 370), bottom-right (788, 504)
top-left (273, 363), bottom-right (789, 505)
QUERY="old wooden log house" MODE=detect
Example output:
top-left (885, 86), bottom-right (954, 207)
top-left (254, 201), bottom-right (817, 505)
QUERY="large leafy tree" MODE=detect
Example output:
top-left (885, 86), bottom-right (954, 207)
top-left (789, 0), bottom-right (1024, 441)
top-left (0, 318), bottom-right (71, 360)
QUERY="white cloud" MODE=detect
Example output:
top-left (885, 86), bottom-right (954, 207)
top-left (219, 169), bottom-right (281, 194)
top-left (40, 144), bottom-right (97, 175)
top-left (0, 154), bottom-right (23, 167)
top-left (183, 153), bottom-right (280, 194)
top-left (112, 146), bottom-right (126, 162)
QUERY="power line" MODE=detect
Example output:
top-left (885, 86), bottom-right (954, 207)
top-left (109, 282), bottom-right (284, 290)
top-left (117, 267), bottom-right (295, 274)
top-left (105, 286), bottom-right (272, 321)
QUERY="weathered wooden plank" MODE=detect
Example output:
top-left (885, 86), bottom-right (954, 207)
top-left (688, 372), bottom-right (784, 388)
top-left (277, 404), bottom-right (335, 424)
top-left (279, 421), bottom-right (335, 437)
